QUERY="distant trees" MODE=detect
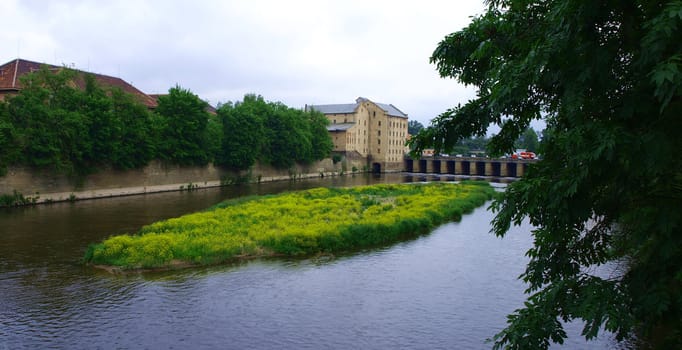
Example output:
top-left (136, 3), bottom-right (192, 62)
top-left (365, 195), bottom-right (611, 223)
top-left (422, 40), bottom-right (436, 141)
top-left (438, 128), bottom-right (541, 156)
top-left (307, 108), bottom-right (334, 162)
top-left (155, 86), bottom-right (213, 166)
top-left (451, 136), bottom-right (489, 156)
top-left (217, 94), bottom-right (332, 170)
top-left (216, 95), bottom-right (268, 170)
top-left (107, 88), bottom-right (157, 169)
top-left (407, 120), bottom-right (424, 135)
top-left (6, 67), bottom-right (157, 175)
top-left (0, 101), bottom-right (17, 175)
top-left (515, 128), bottom-right (539, 152)
top-left (413, 124), bottom-right (540, 156)
top-left (0, 68), bottom-right (333, 177)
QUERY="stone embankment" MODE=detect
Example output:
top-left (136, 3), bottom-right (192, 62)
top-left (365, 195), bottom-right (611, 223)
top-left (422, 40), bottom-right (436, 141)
top-left (0, 159), bottom-right (358, 204)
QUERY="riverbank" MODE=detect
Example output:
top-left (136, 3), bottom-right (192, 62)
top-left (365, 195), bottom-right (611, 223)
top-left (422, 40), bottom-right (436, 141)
top-left (1, 158), bottom-right (378, 206)
top-left (84, 182), bottom-right (496, 272)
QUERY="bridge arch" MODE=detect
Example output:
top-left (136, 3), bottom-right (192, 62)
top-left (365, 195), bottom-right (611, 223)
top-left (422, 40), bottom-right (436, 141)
top-left (506, 163), bottom-right (517, 177)
top-left (419, 159), bottom-right (427, 173)
top-left (475, 161), bottom-right (486, 176)
top-left (405, 159), bottom-right (414, 172)
top-left (491, 162), bottom-right (501, 177)
top-left (460, 161), bottom-right (470, 175)
top-left (446, 161), bottom-right (455, 174)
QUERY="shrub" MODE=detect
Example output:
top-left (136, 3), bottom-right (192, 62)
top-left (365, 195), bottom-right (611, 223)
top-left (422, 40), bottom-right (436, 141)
top-left (84, 182), bottom-right (495, 269)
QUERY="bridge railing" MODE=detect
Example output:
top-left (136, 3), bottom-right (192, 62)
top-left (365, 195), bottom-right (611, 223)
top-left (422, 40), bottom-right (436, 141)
top-left (403, 156), bottom-right (538, 178)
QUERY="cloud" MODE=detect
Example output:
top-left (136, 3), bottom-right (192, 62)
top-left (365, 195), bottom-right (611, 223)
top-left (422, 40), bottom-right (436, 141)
top-left (2, 0), bottom-right (488, 126)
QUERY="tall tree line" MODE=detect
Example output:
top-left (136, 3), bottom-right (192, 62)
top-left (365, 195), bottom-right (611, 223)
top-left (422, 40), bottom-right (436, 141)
top-left (216, 94), bottom-right (332, 170)
top-left (0, 67), bottom-right (332, 177)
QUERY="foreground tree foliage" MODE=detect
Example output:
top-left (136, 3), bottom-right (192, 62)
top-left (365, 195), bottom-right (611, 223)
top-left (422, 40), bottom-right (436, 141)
top-left (409, 0), bottom-right (681, 348)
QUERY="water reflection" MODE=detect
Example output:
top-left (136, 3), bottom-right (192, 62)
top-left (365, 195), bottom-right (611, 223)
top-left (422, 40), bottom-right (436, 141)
top-left (0, 174), bottom-right (613, 349)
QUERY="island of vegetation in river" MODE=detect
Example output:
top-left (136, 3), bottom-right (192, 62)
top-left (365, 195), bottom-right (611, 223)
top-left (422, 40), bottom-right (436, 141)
top-left (84, 182), bottom-right (495, 270)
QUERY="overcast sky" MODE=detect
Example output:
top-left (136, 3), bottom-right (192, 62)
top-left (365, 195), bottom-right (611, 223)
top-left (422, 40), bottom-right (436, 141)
top-left (2, 0), bottom-right (488, 127)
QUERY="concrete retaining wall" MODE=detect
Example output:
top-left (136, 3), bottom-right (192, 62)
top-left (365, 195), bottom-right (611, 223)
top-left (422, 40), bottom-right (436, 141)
top-left (0, 159), bottom-right (343, 204)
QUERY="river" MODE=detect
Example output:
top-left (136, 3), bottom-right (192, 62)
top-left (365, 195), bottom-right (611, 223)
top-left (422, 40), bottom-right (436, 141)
top-left (0, 174), bottom-right (615, 349)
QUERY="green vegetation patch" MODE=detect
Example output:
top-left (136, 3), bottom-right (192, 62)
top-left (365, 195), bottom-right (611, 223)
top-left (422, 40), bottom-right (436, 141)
top-left (84, 182), bottom-right (494, 270)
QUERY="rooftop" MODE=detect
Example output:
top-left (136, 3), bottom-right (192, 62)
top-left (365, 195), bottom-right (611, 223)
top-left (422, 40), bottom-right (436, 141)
top-left (0, 58), bottom-right (158, 108)
top-left (309, 97), bottom-right (408, 118)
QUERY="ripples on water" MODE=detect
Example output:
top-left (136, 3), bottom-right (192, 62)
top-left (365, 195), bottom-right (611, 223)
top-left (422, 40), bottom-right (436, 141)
top-left (0, 175), bottom-right (615, 349)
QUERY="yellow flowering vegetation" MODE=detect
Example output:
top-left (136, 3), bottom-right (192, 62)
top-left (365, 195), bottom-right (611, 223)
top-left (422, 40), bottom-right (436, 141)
top-left (84, 182), bottom-right (495, 269)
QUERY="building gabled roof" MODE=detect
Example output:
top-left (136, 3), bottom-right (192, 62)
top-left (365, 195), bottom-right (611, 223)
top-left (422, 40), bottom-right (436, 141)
top-left (310, 103), bottom-right (358, 114)
top-left (0, 58), bottom-right (158, 108)
top-left (375, 102), bottom-right (408, 118)
top-left (309, 97), bottom-right (408, 118)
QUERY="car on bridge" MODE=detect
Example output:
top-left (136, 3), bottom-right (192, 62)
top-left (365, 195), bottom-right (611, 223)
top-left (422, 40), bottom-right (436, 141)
top-left (511, 151), bottom-right (536, 159)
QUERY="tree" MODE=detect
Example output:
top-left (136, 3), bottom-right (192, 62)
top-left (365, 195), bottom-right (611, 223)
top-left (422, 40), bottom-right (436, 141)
top-left (108, 87), bottom-right (156, 169)
top-left (306, 109), bottom-right (333, 162)
top-left (409, 1), bottom-right (681, 348)
top-left (0, 101), bottom-right (18, 176)
top-left (408, 119), bottom-right (425, 135)
top-left (217, 94), bottom-right (333, 170)
top-left (216, 95), bottom-right (267, 170)
top-left (515, 128), bottom-right (539, 152)
top-left (155, 86), bottom-right (211, 166)
top-left (8, 67), bottom-right (92, 175)
top-left (263, 102), bottom-right (313, 169)
top-left (4, 66), bottom-right (158, 175)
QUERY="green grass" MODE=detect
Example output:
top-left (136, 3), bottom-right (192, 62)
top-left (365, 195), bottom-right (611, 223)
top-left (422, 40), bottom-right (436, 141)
top-left (83, 182), bottom-right (495, 270)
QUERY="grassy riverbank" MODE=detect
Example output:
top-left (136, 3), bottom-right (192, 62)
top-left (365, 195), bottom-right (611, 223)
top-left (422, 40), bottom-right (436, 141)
top-left (84, 182), bottom-right (495, 270)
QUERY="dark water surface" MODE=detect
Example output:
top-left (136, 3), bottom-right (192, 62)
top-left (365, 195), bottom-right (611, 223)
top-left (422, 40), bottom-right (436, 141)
top-left (0, 174), bottom-right (614, 349)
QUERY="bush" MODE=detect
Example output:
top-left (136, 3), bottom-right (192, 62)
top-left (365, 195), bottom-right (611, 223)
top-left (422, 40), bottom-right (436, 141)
top-left (84, 182), bottom-right (495, 269)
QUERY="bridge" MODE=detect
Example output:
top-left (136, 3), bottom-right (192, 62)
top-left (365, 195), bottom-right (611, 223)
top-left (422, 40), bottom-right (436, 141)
top-left (404, 156), bottom-right (538, 178)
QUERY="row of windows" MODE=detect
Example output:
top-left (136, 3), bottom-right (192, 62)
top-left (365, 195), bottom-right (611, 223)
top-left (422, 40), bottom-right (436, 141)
top-left (376, 139), bottom-right (407, 146)
top-left (374, 130), bottom-right (405, 142)
top-left (389, 120), bottom-right (406, 128)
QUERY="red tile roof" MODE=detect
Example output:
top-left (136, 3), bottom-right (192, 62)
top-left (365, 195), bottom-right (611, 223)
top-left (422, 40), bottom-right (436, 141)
top-left (0, 58), bottom-right (157, 108)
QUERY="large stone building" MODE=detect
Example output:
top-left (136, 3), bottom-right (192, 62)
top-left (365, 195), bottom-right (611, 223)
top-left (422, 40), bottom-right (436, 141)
top-left (308, 97), bottom-right (409, 172)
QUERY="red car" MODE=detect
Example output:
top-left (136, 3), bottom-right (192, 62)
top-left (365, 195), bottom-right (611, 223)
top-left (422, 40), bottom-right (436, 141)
top-left (512, 151), bottom-right (536, 159)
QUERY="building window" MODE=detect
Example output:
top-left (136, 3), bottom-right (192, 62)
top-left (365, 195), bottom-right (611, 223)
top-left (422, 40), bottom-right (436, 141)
top-left (373, 111), bottom-right (376, 117)
top-left (333, 119), bottom-right (336, 124)
top-left (378, 139), bottom-right (381, 145)
top-left (378, 130), bottom-right (381, 136)
top-left (378, 121), bottom-right (382, 126)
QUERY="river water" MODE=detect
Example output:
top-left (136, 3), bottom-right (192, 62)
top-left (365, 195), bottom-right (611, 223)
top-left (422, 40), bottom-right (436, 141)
top-left (0, 174), bottom-right (615, 349)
